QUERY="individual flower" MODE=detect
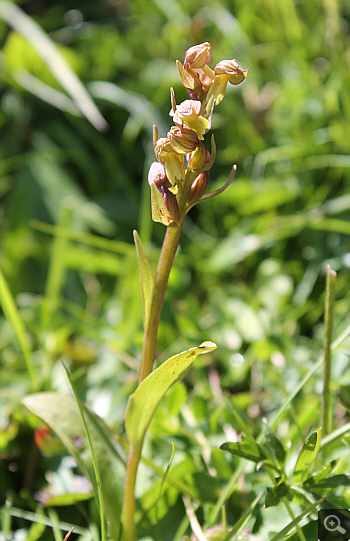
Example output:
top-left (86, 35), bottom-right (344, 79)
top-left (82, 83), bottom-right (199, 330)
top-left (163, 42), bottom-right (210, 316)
top-left (154, 137), bottom-right (185, 185)
top-left (184, 42), bottom-right (213, 72)
top-left (168, 126), bottom-right (199, 154)
top-left (207, 59), bottom-right (248, 105)
top-left (173, 100), bottom-right (209, 140)
top-left (147, 161), bottom-right (172, 190)
top-left (189, 170), bottom-right (209, 204)
top-left (187, 143), bottom-right (210, 171)
top-left (215, 59), bottom-right (249, 84)
top-left (148, 162), bottom-right (180, 225)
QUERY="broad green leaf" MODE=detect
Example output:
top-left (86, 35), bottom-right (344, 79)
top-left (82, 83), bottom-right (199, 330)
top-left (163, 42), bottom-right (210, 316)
top-left (220, 437), bottom-right (268, 464)
top-left (264, 482), bottom-right (293, 508)
top-left (22, 393), bottom-right (125, 541)
top-left (125, 342), bottom-right (217, 450)
top-left (303, 473), bottom-right (350, 489)
top-left (302, 460), bottom-right (337, 487)
top-left (133, 230), bottom-right (154, 330)
top-left (263, 424), bottom-right (286, 467)
top-left (150, 183), bottom-right (173, 226)
top-left (293, 428), bottom-right (322, 483)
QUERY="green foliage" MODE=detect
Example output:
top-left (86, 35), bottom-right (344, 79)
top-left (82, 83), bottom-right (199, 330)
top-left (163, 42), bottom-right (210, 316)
top-left (1, 0), bottom-right (349, 539)
top-left (126, 342), bottom-right (217, 450)
top-left (293, 428), bottom-right (322, 483)
top-left (133, 230), bottom-right (154, 330)
top-left (22, 393), bottom-right (125, 540)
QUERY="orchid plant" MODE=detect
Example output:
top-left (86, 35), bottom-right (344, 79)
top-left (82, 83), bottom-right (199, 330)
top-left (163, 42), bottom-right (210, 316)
top-left (122, 42), bottom-right (248, 541)
top-left (23, 42), bottom-right (248, 541)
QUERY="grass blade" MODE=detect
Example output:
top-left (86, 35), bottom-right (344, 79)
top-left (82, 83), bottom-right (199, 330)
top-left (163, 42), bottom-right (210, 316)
top-left (0, 1), bottom-right (107, 131)
top-left (322, 265), bottom-right (337, 435)
top-left (269, 496), bottom-right (326, 541)
top-left (61, 363), bottom-right (106, 541)
top-left (0, 268), bottom-right (39, 389)
top-left (222, 493), bottom-right (262, 541)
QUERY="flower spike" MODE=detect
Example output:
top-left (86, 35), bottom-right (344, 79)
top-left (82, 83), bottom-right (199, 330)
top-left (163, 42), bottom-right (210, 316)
top-left (148, 44), bottom-right (247, 226)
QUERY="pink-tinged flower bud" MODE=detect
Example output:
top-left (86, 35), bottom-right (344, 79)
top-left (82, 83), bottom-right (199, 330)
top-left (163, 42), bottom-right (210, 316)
top-left (189, 170), bottom-right (209, 204)
top-left (163, 188), bottom-right (180, 224)
top-left (187, 143), bottom-right (210, 171)
top-left (168, 126), bottom-right (199, 154)
top-left (173, 100), bottom-right (209, 140)
top-left (148, 162), bottom-right (180, 225)
top-left (154, 137), bottom-right (185, 185)
top-left (148, 162), bottom-right (171, 189)
top-left (185, 42), bottom-right (213, 72)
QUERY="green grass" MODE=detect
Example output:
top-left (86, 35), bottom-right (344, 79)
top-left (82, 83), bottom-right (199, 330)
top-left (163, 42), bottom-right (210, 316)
top-left (1, 0), bottom-right (349, 540)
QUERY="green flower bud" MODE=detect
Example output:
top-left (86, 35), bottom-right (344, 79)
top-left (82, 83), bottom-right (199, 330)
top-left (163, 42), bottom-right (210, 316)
top-left (187, 143), bottom-right (210, 171)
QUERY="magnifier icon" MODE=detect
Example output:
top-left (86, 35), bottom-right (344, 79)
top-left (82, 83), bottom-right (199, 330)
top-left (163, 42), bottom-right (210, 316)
top-left (324, 514), bottom-right (346, 534)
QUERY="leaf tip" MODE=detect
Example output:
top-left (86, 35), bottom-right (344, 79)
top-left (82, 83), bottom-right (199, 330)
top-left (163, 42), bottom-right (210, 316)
top-left (198, 341), bottom-right (217, 350)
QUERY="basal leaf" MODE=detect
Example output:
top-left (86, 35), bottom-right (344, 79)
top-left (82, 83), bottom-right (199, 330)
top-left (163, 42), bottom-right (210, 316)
top-left (125, 342), bottom-right (217, 450)
top-left (220, 437), bottom-right (268, 464)
top-left (22, 393), bottom-right (125, 541)
top-left (133, 230), bottom-right (154, 331)
top-left (293, 428), bottom-right (322, 484)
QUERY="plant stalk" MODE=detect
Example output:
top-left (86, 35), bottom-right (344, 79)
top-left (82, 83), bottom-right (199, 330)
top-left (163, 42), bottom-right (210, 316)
top-left (138, 219), bottom-right (184, 384)
top-left (322, 264), bottom-right (337, 436)
top-left (121, 444), bottom-right (142, 541)
top-left (121, 212), bottom-right (185, 540)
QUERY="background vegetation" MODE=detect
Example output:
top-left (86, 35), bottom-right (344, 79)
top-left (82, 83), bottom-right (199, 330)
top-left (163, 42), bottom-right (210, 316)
top-left (0, 0), bottom-right (349, 540)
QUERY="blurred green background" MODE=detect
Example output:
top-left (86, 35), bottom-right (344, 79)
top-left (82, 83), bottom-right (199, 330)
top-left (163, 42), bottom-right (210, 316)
top-left (0, 0), bottom-right (349, 538)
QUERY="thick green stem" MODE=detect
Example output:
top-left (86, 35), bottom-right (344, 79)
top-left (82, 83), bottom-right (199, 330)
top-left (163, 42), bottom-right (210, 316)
top-left (322, 264), bottom-right (337, 436)
top-left (138, 219), bottom-right (184, 384)
top-left (121, 444), bottom-right (142, 541)
top-left (121, 212), bottom-right (185, 540)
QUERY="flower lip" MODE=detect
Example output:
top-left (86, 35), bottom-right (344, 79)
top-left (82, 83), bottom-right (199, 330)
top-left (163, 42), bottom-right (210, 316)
top-left (173, 100), bottom-right (209, 140)
top-left (214, 59), bottom-right (249, 85)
